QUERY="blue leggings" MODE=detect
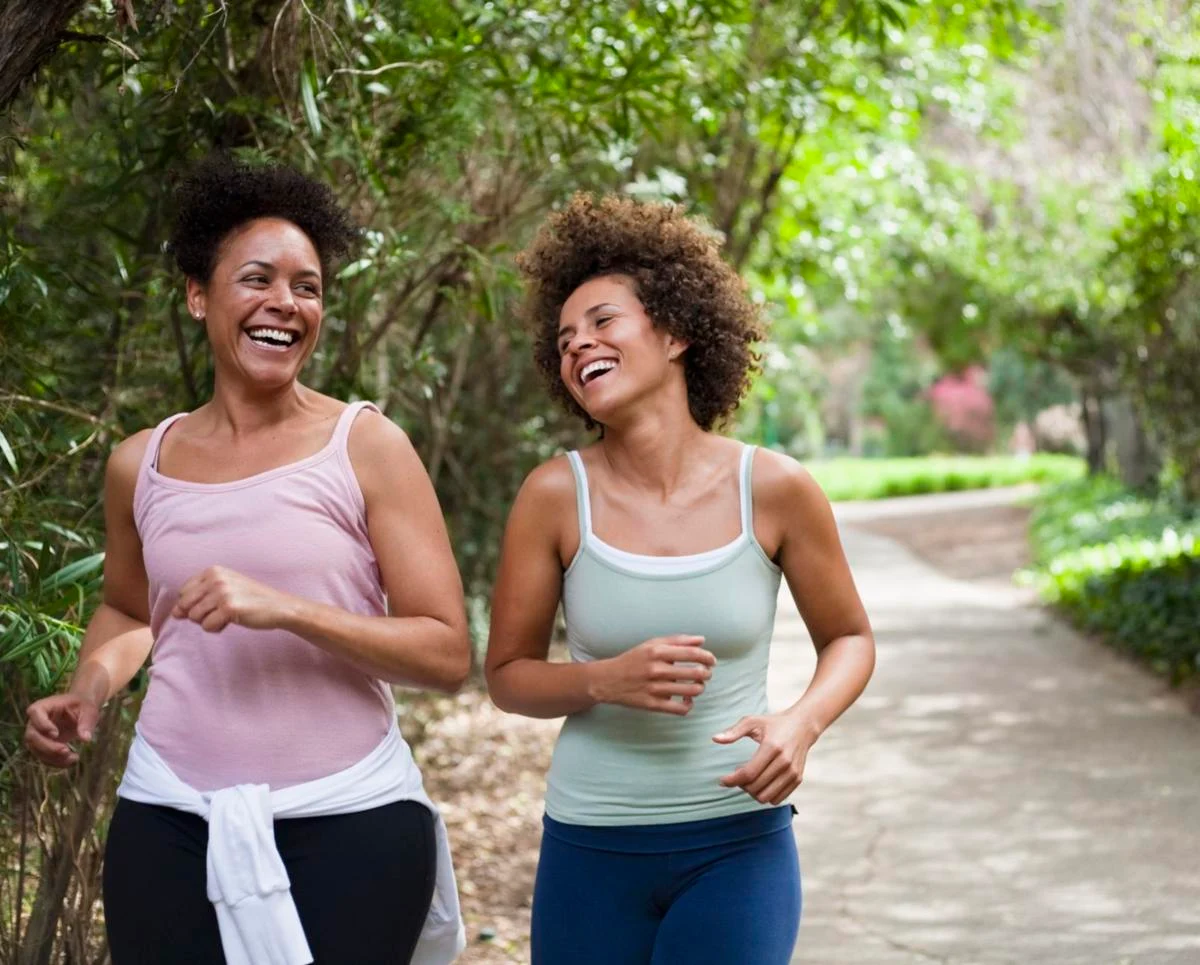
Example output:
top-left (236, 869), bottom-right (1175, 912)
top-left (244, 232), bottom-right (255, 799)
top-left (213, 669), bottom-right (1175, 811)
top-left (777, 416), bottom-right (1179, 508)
top-left (532, 807), bottom-right (801, 965)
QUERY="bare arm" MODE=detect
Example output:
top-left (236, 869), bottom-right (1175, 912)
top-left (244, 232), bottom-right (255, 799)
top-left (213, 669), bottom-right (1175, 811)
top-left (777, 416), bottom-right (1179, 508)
top-left (715, 451), bottom-right (874, 804)
top-left (772, 458), bottom-right (875, 736)
top-left (173, 412), bottom-right (471, 691)
top-left (25, 432), bottom-right (155, 766)
top-left (485, 459), bottom-right (714, 719)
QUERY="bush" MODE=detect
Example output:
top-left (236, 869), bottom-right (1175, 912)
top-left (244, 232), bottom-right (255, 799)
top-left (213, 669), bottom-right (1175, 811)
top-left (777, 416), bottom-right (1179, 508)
top-left (807, 454), bottom-right (1084, 502)
top-left (1025, 478), bottom-right (1200, 682)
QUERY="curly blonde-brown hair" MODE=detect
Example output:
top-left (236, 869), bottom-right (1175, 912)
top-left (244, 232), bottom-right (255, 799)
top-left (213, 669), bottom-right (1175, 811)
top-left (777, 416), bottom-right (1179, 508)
top-left (516, 193), bottom-right (766, 431)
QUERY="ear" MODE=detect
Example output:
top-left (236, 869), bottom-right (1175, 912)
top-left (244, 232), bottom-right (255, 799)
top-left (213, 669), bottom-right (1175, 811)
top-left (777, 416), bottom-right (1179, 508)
top-left (667, 335), bottom-right (690, 361)
top-left (185, 277), bottom-right (207, 322)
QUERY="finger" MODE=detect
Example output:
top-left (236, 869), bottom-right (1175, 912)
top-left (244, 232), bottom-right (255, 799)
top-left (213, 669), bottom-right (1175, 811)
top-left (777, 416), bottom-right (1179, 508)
top-left (185, 595), bottom-right (222, 626)
top-left (767, 774), bottom-right (801, 806)
top-left (24, 725), bottom-right (71, 761)
top-left (647, 698), bottom-right (692, 716)
top-left (659, 646), bottom-right (717, 667)
top-left (658, 635), bottom-right (706, 646)
top-left (77, 702), bottom-right (100, 742)
top-left (745, 756), bottom-right (790, 799)
top-left (649, 681), bottom-right (706, 698)
top-left (175, 568), bottom-right (218, 613)
top-left (712, 715), bottom-right (760, 744)
top-left (661, 663), bottom-right (713, 683)
top-left (25, 702), bottom-right (59, 739)
top-left (200, 608), bottom-right (231, 633)
top-left (719, 741), bottom-right (775, 788)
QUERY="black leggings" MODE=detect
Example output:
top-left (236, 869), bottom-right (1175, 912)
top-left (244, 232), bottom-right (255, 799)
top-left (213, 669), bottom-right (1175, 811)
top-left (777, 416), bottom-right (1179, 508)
top-left (103, 797), bottom-right (437, 965)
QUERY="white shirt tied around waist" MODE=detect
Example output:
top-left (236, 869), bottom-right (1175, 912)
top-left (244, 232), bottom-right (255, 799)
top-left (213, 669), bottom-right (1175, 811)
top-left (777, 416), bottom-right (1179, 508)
top-left (117, 721), bottom-right (465, 965)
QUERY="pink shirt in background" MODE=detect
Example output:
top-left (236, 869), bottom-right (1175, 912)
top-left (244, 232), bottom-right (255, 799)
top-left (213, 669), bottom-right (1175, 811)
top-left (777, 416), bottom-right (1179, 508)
top-left (132, 401), bottom-right (394, 791)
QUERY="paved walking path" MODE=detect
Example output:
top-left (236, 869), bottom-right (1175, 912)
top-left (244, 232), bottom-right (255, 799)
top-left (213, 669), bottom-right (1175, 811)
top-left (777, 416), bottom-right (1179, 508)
top-left (770, 491), bottom-right (1200, 965)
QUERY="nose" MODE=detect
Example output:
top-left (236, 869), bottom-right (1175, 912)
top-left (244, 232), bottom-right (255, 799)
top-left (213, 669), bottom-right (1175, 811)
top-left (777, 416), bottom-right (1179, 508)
top-left (571, 332), bottom-right (597, 353)
top-left (266, 282), bottom-right (297, 317)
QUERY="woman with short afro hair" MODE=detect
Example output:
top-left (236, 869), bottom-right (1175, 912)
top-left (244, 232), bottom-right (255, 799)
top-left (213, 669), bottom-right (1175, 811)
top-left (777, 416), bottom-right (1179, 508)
top-left (24, 155), bottom-right (469, 965)
top-left (487, 193), bottom-right (876, 964)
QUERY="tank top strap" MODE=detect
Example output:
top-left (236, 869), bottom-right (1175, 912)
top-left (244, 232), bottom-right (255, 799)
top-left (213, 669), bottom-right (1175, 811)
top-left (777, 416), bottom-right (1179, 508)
top-left (141, 412), bottom-right (189, 475)
top-left (330, 400), bottom-right (381, 453)
top-left (132, 412), bottom-right (188, 528)
top-left (565, 450), bottom-right (593, 541)
top-left (738, 444), bottom-right (757, 537)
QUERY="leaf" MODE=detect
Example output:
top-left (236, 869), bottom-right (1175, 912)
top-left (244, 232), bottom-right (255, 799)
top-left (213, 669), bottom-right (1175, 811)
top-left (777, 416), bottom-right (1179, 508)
top-left (40, 552), bottom-right (105, 593)
top-left (337, 258), bottom-right (373, 280)
top-left (0, 429), bottom-right (16, 473)
top-left (301, 62), bottom-right (323, 137)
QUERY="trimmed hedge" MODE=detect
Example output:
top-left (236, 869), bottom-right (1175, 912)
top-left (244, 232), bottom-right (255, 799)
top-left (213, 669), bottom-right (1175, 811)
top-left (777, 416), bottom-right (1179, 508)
top-left (1025, 479), bottom-right (1200, 682)
top-left (808, 454), bottom-right (1084, 502)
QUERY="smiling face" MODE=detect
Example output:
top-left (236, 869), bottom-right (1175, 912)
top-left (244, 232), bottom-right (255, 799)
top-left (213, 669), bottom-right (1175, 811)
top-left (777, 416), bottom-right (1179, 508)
top-left (186, 217), bottom-right (323, 391)
top-left (556, 274), bottom-right (687, 426)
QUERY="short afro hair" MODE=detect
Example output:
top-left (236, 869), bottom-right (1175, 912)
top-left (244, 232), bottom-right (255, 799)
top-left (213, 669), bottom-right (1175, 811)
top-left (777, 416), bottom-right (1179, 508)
top-left (169, 154), bottom-right (360, 282)
top-left (517, 193), bottom-right (766, 432)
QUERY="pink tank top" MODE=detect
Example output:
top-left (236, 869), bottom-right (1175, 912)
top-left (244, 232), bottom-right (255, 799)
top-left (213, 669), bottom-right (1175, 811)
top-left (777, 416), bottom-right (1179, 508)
top-left (132, 402), bottom-right (394, 791)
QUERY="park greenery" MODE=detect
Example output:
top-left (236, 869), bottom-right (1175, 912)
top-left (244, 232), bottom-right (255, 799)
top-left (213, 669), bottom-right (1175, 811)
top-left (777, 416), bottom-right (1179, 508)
top-left (809, 453), bottom-right (1082, 502)
top-left (2, 1), bottom-right (1198, 961)
top-left (1026, 478), bottom-right (1199, 683)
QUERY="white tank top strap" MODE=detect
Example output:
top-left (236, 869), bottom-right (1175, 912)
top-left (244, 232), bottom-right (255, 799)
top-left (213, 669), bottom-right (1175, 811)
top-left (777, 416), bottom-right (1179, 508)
top-left (566, 450), bottom-right (594, 542)
top-left (738, 443), bottom-right (757, 537)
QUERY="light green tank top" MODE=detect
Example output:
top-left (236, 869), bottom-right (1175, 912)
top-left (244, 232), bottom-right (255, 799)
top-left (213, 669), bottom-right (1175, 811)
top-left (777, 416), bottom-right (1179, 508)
top-left (545, 445), bottom-right (784, 826)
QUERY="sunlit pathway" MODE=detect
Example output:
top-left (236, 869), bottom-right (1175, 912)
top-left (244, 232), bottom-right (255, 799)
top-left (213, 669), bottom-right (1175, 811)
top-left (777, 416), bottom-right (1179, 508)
top-left (770, 492), bottom-right (1200, 965)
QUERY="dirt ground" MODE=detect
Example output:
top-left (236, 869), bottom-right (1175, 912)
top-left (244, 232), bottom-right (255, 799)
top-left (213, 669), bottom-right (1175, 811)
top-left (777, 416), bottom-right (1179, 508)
top-left (850, 502), bottom-right (1033, 585)
top-left (407, 500), bottom-right (1036, 964)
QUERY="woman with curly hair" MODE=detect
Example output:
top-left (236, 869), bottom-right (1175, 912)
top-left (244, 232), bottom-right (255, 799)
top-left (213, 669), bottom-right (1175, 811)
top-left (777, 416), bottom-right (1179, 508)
top-left (23, 156), bottom-right (468, 965)
top-left (486, 194), bottom-right (875, 964)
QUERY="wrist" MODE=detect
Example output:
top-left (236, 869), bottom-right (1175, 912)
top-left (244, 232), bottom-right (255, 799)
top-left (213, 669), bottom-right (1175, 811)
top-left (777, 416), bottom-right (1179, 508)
top-left (273, 593), bottom-right (312, 634)
top-left (68, 663), bottom-right (109, 708)
top-left (582, 660), bottom-right (610, 707)
top-left (783, 704), bottom-right (825, 743)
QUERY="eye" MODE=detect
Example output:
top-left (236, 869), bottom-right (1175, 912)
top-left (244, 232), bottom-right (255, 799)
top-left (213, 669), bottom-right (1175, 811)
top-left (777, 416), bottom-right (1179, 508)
top-left (297, 283), bottom-right (320, 296)
top-left (596, 315), bottom-right (613, 327)
top-left (243, 274), bottom-right (268, 285)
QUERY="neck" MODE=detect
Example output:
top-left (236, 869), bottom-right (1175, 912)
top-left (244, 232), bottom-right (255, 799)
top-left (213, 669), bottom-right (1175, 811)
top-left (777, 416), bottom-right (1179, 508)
top-left (598, 393), bottom-right (710, 496)
top-left (205, 374), bottom-right (313, 434)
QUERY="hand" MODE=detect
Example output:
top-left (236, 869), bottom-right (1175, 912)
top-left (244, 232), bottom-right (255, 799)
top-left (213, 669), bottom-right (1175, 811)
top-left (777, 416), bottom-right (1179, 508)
top-left (713, 712), bottom-right (819, 805)
top-left (24, 694), bottom-right (101, 767)
top-left (172, 566), bottom-right (294, 632)
top-left (587, 635), bottom-right (716, 716)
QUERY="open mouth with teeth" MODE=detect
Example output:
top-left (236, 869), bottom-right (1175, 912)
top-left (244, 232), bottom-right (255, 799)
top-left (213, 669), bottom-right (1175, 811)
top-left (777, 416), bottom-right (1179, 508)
top-left (244, 327), bottom-right (301, 351)
top-left (580, 359), bottom-right (618, 386)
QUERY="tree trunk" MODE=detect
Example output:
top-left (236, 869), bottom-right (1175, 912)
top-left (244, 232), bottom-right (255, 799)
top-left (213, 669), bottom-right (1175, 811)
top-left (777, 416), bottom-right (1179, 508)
top-left (1105, 395), bottom-right (1159, 490)
top-left (1080, 390), bottom-right (1107, 475)
top-left (0, 0), bottom-right (87, 113)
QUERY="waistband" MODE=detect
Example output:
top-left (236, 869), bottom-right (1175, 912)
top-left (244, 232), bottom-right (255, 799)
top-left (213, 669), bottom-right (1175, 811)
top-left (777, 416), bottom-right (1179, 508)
top-left (542, 804), bottom-right (794, 854)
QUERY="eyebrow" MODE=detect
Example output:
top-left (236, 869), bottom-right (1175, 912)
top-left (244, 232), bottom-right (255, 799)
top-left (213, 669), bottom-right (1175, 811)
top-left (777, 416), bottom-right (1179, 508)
top-left (236, 260), bottom-right (321, 279)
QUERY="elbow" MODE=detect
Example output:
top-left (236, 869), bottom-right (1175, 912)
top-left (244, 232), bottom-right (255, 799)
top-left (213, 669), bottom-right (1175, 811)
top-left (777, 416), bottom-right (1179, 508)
top-left (444, 652), bottom-right (471, 694)
top-left (435, 629), bottom-right (472, 694)
top-left (483, 663), bottom-right (516, 714)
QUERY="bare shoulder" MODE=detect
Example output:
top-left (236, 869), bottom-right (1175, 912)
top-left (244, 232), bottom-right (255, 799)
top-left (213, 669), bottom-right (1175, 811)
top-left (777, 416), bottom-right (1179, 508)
top-left (106, 429), bottom-right (155, 487)
top-left (345, 409), bottom-right (426, 502)
top-left (750, 447), bottom-right (832, 516)
top-left (518, 454), bottom-right (576, 507)
top-left (506, 454), bottom-right (577, 558)
top-left (347, 407), bottom-right (412, 455)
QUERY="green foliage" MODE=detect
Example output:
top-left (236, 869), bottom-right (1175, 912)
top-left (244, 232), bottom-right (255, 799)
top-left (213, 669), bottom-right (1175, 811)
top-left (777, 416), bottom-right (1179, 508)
top-left (807, 453), bottom-right (1083, 501)
top-left (1026, 478), bottom-right (1200, 682)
